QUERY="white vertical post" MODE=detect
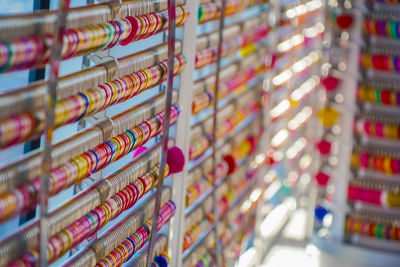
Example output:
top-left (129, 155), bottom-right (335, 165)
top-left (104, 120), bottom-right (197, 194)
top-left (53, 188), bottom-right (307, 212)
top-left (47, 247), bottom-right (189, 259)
top-left (169, 1), bottom-right (200, 267)
top-left (253, 0), bottom-right (280, 264)
top-left (330, 7), bottom-right (362, 242)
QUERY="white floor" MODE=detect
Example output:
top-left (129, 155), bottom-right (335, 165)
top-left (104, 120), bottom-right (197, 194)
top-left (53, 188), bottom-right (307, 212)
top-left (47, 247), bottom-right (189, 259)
top-left (259, 209), bottom-right (370, 267)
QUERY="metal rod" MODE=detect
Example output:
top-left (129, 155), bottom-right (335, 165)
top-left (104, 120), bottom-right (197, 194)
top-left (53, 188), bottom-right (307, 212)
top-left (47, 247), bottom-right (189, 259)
top-left (39, 1), bottom-right (70, 266)
top-left (146, 0), bottom-right (176, 266)
top-left (168, 1), bottom-right (200, 266)
top-left (211, 0), bottom-right (227, 266)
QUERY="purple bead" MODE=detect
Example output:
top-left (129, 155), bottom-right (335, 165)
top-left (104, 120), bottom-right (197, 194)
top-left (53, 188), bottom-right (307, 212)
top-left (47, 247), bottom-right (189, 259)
top-left (386, 225), bottom-right (392, 239)
top-left (396, 91), bottom-right (400, 106)
top-left (377, 20), bottom-right (387, 36)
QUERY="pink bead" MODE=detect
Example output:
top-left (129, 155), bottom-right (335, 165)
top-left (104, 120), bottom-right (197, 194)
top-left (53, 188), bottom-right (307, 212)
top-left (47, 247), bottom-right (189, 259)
top-left (360, 152), bottom-right (369, 168)
top-left (166, 146), bottom-right (185, 174)
top-left (361, 187), bottom-right (382, 205)
top-left (348, 185), bottom-right (361, 200)
top-left (375, 122), bottom-right (384, 137)
top-left (363, 121), bottom-right (371, 135)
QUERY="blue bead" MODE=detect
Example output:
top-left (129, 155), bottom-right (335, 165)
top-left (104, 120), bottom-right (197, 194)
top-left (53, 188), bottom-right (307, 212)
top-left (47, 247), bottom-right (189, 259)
top-left (154, 255), bottom-right (169, 267)
top-left (315, 205), bottom-right (329, 222)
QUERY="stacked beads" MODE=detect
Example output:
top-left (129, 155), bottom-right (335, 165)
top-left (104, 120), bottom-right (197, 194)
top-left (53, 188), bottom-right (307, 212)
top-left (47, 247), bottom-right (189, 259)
top-left (232, 137), bottom-right (255, 160)
top-left (198, 0), bottom-right (267, 24)
top-left (218, 184), bottom-right (241, 216)
top-left (195, 23), bottom-right (269, 69)
top-left (219, 66), bottom-right (259, 98)
top-left (221, 206), bottom-right (253, 247)
top-left (351, 151), bottom-right (400, 175)
top-left (192, 62), bottom-right (262, 115)
top-left (219, 192), bottom-right (231, 216)
top-left (0, 55), bottom-right (186, 148)
top-left (195, 48), bottom-right (217, 70)
top-left (360, 52), bottom-right (400, 73)
top-left (0, 105), bottom-right (180, 222)
top-left (194, 252), bottom-right (212, 267)
top-left (0, 6), bottom-right (189, 73)
top-left (215, 100), bottom-right (258, 139)
top-left (367, 0), bottom-right (400, 4)
top-left (183, 216), bottom-right (213, 252)
top-left (189, 135), bottom-right (211, 160)
top-left (53, 55), bottom-right (185, 127)
top-left (198, 2), bottom-right (219, 24)
top-left (364, 18), bottom-right (400, 40)
top-left (346, 216), bottom-right (400, 240)
top-left (357, 85), bottom-right (400, 107)
top-left (348, 184), bottom-right (400, 208)
top-left (186, 159), bottom-right (230, 207)
top-left (215, 101), bottom-right (258, 140)
top-left (192, 90), bottom-right (214, 115)
top-left (186, 179), bottom-right (211, 206)
top-left (96, 201), bottom-right (176, 267)
top-left (354, 118), bottom-right (400, 140)
top-left (186, 134), bottom-right (256, 207)
top-left (222, 210), bottom-right (250, 246)
top-left (348, 184), bottom-right (383, 206)
top-left (213, 160), bottom-right (230, 182)
top-left (220, 223), bottom-right (234, 246)
top-left (189, 100), bottom-right (260, 161)
top-left (10, 166), bottom-right (163, 266)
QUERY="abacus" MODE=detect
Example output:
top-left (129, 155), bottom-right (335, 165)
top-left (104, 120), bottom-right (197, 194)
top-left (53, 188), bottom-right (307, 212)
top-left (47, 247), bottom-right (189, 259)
top-left (357, 82), bottom-right (400, 107)
top-left (0, 0), bottom-right (328, 266)
top-left (250, 0), bottom-right (325, 261)
top-left (345, 212), bottom-right (400, 245)
top-left (311, 0), bottom-right (400, 262)
top-left (0, 4), bottom-right (189, 73)
top-left (64, 188), bottom-right (173, 266)
top-left (0, 0), bottom-right (188, 267)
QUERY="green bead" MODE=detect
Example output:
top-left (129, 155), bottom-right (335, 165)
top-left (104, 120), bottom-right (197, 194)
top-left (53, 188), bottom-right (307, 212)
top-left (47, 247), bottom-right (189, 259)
top-left (198, 6), bottom-right (204, 22)
top-left (376, 223), bottom-right (383, 239)
top-left (376, 88), bottom-right (381, 104)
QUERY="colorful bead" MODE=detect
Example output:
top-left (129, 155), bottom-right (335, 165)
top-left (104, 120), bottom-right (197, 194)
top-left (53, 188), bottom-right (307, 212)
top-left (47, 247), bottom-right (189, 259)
top-left (0, 106), bottom-right (180, 222)
top-left (11, 165), bottom-right (168, 265)
top-left (0, 7), bottom-right (189, 73)
top-left (355, 118), bottom-right (400, 141)
top-left (96, 201), bottom-right (175, 267)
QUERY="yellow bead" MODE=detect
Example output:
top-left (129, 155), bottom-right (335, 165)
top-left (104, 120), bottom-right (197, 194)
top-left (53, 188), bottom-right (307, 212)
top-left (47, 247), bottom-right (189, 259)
top-left (384, 156), bottom-right (392, 174)
top-left (387, 124), bottom-right (398, 139)
top-left (317, 107), bottom-right (339, 127)
top-left (387, 192), bottom-right (400, 207)
top-left (351, 153), bottom-right (360, 168)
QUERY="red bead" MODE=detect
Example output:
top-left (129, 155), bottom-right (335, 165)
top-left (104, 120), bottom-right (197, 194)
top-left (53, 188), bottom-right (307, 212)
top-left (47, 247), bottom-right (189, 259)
top-left (315, 172), bottom-right (330, 186)
top-left (223, 154), bottom-right (237, 175)
top-left (316, 140), bottom-right (331, 155)
top-left (336, 14), bottom-right (354, 30)
top-left (321, 76), bottom-right (339, 91)
top-left (381, 90), bottom-right (391, 104)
